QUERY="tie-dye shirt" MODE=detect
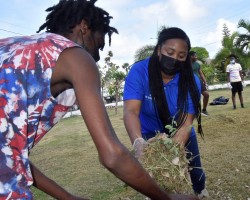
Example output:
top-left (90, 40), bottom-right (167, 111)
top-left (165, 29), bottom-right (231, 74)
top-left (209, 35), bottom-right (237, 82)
top-left (0, 33), bottom-right (78, 199)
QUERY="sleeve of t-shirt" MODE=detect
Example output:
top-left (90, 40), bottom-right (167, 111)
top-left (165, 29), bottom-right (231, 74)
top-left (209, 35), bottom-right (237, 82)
top-left (238, 64), bottom-right (242, 71)
top-left (226, 65), bottom-right (230, 73)
top-left (187, 74), bottom-right (201, 114)
top-left (123, 64), bottom-right (145, 101)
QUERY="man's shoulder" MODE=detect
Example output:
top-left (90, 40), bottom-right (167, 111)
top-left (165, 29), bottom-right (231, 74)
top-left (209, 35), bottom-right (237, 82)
top-left (228, 63), bottom-right (241, 68)
top-left (226, 64), bottom-right (233, 69)
top-left (236, 63), bottom-right (242, 68)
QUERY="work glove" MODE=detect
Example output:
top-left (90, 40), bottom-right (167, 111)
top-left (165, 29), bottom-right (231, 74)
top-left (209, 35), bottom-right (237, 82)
top-left (132, 137), bottom-right (147, 161)
top-left (227, 82), bottom-right (232, 89)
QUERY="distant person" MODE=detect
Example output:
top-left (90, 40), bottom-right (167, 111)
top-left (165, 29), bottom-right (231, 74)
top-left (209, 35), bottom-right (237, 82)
top-left (0, 0), bottom-right (199, 199)
top-left (123, 27), bottom-right (208, 199)
top-left (226, 54), bottom-right (245, 109)
top-left (190, 51), bottom-right (210, 116)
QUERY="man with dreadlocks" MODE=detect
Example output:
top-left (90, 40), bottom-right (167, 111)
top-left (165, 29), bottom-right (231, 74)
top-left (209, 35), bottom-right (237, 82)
top-left (0, 1), bottom-right (195, 199)
top-left (123, 27), bottom-right (209, 199)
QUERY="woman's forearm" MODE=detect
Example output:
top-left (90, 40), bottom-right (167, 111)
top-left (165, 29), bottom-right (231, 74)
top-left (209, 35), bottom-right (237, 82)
top-left (124, 111), bottom-right (142, 144)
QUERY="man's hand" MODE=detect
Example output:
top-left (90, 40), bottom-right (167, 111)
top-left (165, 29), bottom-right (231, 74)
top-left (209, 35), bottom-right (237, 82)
top-left (205, 83), bottom-right (209, 90)
top-left (133, 137), bottom-right (147, 160)
top-left (227, 82), bottom-right (232, 89)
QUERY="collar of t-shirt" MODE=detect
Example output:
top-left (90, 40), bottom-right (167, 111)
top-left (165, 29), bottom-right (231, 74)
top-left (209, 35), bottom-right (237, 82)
top-left (163, 73), bottom-right (179, 86)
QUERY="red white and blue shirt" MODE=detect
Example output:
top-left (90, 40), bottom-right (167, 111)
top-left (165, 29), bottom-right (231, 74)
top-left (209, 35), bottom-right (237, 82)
top-left (0, 33), bottom-right (78, 199)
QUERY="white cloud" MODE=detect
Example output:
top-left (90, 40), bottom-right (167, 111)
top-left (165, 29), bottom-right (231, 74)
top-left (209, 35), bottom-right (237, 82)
top-left (98, 0), bottom-right (214, 64)
top-left (1, 0), bottom-right (248, 63)
top-left (99, 32), bottom-right (143, 66)
top-left (198, 18), bottom-right (238, 58)
top-left (169, 0), bottom-right (207, 22)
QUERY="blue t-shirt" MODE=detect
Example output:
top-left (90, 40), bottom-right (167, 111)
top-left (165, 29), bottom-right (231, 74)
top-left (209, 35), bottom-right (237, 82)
top-left (123, 58), bottom-right (201, 138)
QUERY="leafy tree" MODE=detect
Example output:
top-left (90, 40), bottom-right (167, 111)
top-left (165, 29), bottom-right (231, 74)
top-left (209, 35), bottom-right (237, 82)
top-left (222, 23), bottom-right (231, 37)
top-left (222, 31), bottom-right (239, 53)
top-left (122, 62), bottom-right (131, 75)
top-left (235, 19), bottom-right (250, 53)
top-left (104, 51), bottom-right (126, 114)
top-left (97, 63), bottom-right (106, 99)
top-left (200, 63), bottom-right (216, 85)
top-left (134, 45), bottom-right (154, 62)
top-left (190, 47), bottom-right (209, 63)
top-left (212, 23), bottom-right (242, 82)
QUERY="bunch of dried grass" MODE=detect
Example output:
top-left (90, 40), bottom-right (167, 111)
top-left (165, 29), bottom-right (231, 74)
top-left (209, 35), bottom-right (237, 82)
top-left (141, 133), bottom-right (193, 194)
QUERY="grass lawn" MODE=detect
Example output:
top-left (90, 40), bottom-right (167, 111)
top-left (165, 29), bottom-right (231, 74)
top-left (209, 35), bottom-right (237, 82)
top-left (30, 86), bottom-right (250, 200)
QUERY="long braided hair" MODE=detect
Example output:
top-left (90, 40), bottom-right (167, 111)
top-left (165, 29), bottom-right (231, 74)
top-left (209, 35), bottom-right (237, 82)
top-left (37, 0), bottom-right (118, 46)
top-left (148, 27), bottom-right (203, 137)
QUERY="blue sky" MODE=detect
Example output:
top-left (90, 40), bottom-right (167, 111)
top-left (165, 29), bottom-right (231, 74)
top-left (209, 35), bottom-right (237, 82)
top-left (1, 0), bottom-right (249, 67)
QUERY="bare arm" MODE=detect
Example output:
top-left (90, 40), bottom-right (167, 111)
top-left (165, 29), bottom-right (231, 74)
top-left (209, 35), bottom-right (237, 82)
top-left (198, 69), bottom-right (207, 84)
top-left (30, 162), bottom-right (87, 200)
top-left (239, 70), bottom-right (244, 81)
top-left (56, 47), bottom-right (172, 200)
top-left (227, 72), bottom-right (230, 83)
top-left (123, 100), bottom-right (143, 144)
top-left (172, 114), bottom-right (194, 145)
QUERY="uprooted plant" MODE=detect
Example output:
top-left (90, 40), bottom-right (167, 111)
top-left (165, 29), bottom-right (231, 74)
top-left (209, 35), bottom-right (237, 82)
top-left (141, 120), bottom-right (194, 194)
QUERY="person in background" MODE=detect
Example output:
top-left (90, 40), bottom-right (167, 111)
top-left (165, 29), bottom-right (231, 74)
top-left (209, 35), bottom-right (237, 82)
top-left (226, 54), bottom-right (245, 109)
top-left (0, 0), bottom-right (199, 199)
top-left (123, 27), bottom-right (209, 199)
top-left (190, 51), bottom-right (210, 116)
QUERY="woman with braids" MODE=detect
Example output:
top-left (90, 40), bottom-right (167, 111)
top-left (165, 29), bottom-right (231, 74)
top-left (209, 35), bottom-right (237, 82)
top-left (0, 1), bottom-right (197, 199)
top-left (123, 27), bottom-right (209, 199)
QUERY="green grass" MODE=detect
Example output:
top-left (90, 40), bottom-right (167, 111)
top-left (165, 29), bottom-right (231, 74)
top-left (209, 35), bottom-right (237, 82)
top-left (30, 86), bottom-right (250, 200)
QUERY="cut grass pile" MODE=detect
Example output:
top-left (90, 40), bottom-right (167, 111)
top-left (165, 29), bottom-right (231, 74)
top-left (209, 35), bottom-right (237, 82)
top-left (142, 133), bottom-right (193, 194)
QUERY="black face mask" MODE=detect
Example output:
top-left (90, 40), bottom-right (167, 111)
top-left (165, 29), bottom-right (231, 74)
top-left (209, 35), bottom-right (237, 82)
top-left (159, 54), bottom-right (185, 75)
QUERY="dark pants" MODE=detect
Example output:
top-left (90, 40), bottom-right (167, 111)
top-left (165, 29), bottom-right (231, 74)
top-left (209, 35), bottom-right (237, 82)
top-left (186, 134), bottom-right (206, 194)
top-left (143, 133), bottom-right (206, 194)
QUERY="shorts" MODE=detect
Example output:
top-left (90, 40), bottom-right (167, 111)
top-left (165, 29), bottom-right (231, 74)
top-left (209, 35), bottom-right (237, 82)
top-left (231, 81), bottom-right (243, 93)
top-left (200, 80), bottom-right (208, 92)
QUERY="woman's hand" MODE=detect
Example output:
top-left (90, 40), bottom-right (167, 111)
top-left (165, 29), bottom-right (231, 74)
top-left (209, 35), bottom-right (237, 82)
top-left (133, 137), bottom-right (147, 160)
top-left (172, 114), bottom-right (194, 145)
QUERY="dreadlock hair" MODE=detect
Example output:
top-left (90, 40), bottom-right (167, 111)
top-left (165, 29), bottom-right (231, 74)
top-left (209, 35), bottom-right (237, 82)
top-left (148, 27), bottom-right (203, 138)
top-left (37, 0), bottom-right (118, 46)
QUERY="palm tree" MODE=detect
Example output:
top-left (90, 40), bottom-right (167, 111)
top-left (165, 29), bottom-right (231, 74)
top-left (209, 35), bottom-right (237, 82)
top-left (235, 19), bottom-right (250, 52)
top-left (222, 32), bottom-right (239, 53)
top-left (134, 45), bottom-right (155, 62)
top-left (213, 31), bottom-right (239, 67)
top-left (212, 29), bottom-right (242, 82)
